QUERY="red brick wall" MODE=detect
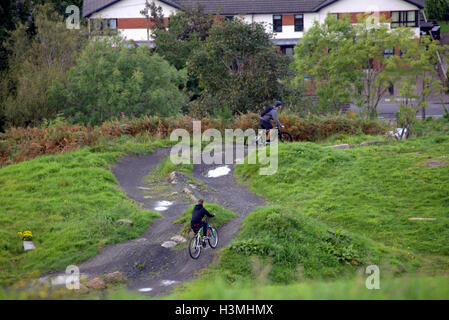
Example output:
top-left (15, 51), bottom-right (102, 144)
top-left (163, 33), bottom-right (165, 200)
top-left (283, 15), bottom-right (294, 26)
top-left (117, 18), bottom-right (169, 29)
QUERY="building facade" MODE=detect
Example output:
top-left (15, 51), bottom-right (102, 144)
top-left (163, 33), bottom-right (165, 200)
top-left (83, 0), bottom-right (426, 51)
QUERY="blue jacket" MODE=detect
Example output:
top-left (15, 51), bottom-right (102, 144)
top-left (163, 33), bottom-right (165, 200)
top-left (191, 204), bottom-right (215, 225)
top-left (260, 108), bottom-right (283, 128)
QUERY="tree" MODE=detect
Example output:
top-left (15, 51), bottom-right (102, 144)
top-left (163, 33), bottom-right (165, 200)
top-left (1, 4), bottom-right (86, 127)
top-left (398, 35), bottom-right (449, 119)
top-left (51, 38), bottom-right (187, 125)
top-left (425, 0), bottom-right (449, 22)
top-left (187, 18), bottom-right (290, 116)
top-left (293, 14), bottom-right (361, 114)
top-left (293, 13), bottom-right (416, 119)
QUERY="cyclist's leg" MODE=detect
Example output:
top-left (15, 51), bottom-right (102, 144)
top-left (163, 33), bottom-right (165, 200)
top-left (202, 221), bottom-right (209, 239)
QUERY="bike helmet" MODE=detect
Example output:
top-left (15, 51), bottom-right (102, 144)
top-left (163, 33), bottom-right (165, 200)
top-left (274, 101), bottom-right (283, 107)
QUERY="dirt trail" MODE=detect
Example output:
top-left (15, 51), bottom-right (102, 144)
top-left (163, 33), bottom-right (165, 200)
top-left (74, 146), bottom-right (264, 297)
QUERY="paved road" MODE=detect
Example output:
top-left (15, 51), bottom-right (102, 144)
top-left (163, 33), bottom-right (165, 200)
top-left (349, 95), bottom-right (449, 119)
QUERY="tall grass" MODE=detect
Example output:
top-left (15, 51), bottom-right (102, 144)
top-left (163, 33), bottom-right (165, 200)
top-left (0, 114), bottom-right (389, 166)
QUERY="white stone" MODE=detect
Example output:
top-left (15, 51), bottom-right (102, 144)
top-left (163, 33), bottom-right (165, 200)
top-left (137, 186), bottom-right (152, 191)
top-left (23, 241), bottom-right (36, 251)
top-left (171, 235), bottom-right (187, 243)
top-left (161, 280), bottom-right (178, 286)
top-left (138, 288), bottom-right (153, 292)
top-left (161, 241), bottom-right (178, 248)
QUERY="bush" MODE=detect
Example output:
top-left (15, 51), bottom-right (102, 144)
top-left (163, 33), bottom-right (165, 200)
top-left (50, 38), bottom-right (187, 125)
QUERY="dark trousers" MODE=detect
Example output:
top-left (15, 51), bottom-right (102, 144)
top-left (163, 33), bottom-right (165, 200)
top-left (191, 221), bottom-right (208, 237)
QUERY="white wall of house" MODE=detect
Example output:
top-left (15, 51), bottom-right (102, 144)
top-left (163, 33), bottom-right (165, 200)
top-left (316, 0), bottom-right (421, 37)
top-left (89, 0), bottom-right (423, 42)
top-left (90, 0), bottom-right (179, 41)
top-left (90, 0), bottom-right (178, 18)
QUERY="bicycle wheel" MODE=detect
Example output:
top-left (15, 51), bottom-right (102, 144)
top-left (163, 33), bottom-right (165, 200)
top-left (207, 227), bottom-right (219, 249)
top-left (189, 235), bottom-right (201, 259)
top-left (279, 131), bottom-right (293, 143)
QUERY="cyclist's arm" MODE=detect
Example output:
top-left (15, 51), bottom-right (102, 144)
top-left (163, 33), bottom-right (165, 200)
top-left (272, 110), bottom-right (283, 128)
top-left (202, 207), bottom-right (215, 218)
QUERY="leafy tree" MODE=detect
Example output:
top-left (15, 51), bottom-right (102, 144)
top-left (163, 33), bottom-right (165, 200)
top-left (398, 35), bottom-right (449, 119)
top-left (51, 38), bottom-right (187, 125)
top-left (147, 1), bottom-right (215, 103)
top-left (188, 18), bottom-right (290, 116)
top-left (293, 13), bottom-right (416, 119)
top-left (293, 14), bottom-right (361, 114)
top-left (425, 0), bottom-right (449, 22)
top-left (1, 4), bottom-right (86, 127)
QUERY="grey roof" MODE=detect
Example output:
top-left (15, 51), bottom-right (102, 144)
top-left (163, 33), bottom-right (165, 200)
top-left (313, 0), bottom-right (425, 11)
top-left (83, 0), bottom-right (426, 18)
top-left (177, 0), bottom-right (327, 15)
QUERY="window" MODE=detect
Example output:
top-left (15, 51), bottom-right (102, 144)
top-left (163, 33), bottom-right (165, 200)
top-left (273, 15), bottom-right (282, 32)
top-left (108, 19), bottom-right (117, 29)
top-left (225, 16), bottom-right (234, 21)
top-left (384, 49), bottom-right (394, 58)
top-left (281, 46), bottom-right (295, 55)
top-left (91, 19), bottom-right (118, 34)
top-left (294, 14), bottom-right (304, 32)
top-left (391, 11), bottom-right (418, 28)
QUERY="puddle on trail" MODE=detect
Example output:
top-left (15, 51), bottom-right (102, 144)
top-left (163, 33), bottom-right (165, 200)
top-left (207, 166), bottom-right (231, 178)
top-left (138, 288), bottom-right (153, 292)
top-left (161, 280), bottom-right (178, 286)
top-left (154, 200), bottom-right (174, 212)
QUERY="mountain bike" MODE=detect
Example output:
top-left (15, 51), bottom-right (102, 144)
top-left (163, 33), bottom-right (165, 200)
top-left (188, 218), bottom-right (219, 259)
top-left (244, 126), bottom-right (293, 146)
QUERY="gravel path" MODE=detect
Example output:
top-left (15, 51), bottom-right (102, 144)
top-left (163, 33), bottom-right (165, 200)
top-left (74, 146), bottom-right (265, 297)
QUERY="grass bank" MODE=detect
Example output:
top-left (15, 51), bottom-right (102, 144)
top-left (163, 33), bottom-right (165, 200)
top-left (0, 135), bottom-right (170, 285)
top-left (234, 137), bottom-right (449, 274)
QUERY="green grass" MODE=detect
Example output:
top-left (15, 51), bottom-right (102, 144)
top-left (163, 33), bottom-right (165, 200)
top-left (144, 157), bottom-right (193, 183)
top-left (439, 21), bottom-right (449, 33)
top-left (234, 137), bottom-right (449, 276)
top-left (174, 203), bottom-right (238, 235)
top-left (0, 135), bottom-right (171, 285)
top-left (167, 275), bottom-right (449, 299)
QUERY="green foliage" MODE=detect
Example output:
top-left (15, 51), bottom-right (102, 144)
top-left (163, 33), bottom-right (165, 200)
top-left (174, 203), bottom-right (238, 235)
top-left (235, 140), bottom-right (449, 272)
top-left (218, 206), bottom-right (371, 284)
top-left (396, 106), bottom-right (417, 138)
top-left (168, 275), bottom-right (449, 299)
top-left (50, 38), bottom-right (187, 125)
top-left (1, 4), bottom-right (86, 127)
top-left (293, 13), bottom-right (416, 118)
top-left (0, 138), bottom-right (167, 285)
top-left (425, 0), bottom-right (449, 22)
top-left (188, 18), bottom-right (291, 116)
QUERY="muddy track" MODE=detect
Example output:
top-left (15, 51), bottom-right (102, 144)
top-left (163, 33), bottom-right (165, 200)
top-left (74, 146), bottom-right (264, 297)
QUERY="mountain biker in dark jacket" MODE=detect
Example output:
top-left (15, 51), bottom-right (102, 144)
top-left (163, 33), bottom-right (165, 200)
top-left (259, 101), bottom-right (284, 143)
top-left (191, 199), bottom-right (215, 238)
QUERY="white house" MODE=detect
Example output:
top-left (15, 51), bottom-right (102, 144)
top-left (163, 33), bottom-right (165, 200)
top-left (82, 0), bottom-right (426, 52)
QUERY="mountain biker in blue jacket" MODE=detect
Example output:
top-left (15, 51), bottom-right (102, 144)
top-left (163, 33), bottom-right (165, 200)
top-left (190, 199), bottom-right (215, 239)
top-left (259, 101), bottom-right (284, 144)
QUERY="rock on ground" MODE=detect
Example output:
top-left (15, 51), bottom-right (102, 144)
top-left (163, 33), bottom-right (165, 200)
top-left (117, 219), bottom-right (133, 226)
top-left (330, 144), bottom-right (352, 149)
top-left (161, 241), bottom-right (178, 248)
top-left (104, 271), bottom-right (125, 283)
top-left (171, 235), bottom-right (187, 243)
top-left (86, 277), bottom-right (106, 290)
